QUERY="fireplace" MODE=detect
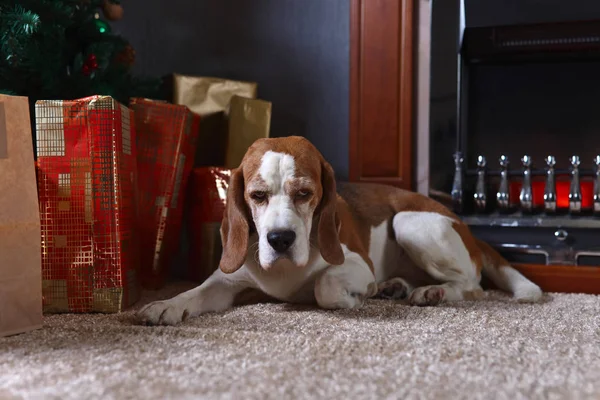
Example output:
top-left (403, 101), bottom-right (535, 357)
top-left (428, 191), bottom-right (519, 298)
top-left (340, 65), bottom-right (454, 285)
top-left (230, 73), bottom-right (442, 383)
top-left (427, 1), bottom-right (600, 277)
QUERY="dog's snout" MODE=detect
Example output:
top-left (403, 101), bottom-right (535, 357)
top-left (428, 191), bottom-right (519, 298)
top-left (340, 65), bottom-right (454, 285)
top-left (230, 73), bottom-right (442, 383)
top-left (267, 230), bottom-right (296, 253)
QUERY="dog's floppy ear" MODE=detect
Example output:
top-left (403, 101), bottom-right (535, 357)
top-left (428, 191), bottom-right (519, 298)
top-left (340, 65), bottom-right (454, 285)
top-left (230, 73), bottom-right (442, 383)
top-left (317, 160), bottom-right (344, 265)
top-left (220, 168), bottom-right (250, 273)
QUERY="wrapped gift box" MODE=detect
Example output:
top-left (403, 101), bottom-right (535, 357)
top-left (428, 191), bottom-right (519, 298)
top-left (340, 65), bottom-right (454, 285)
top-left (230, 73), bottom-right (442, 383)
top-left (186, 167), bottom-right (231, 283)
top-left (130, 97), bottom-right (200, 289)
top-left (35, 95), bottom-right (140, 313)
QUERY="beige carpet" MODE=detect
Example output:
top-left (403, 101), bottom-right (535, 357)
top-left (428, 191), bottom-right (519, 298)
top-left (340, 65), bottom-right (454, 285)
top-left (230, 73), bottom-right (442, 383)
top-left (1, 282), bottom-right (600, 400)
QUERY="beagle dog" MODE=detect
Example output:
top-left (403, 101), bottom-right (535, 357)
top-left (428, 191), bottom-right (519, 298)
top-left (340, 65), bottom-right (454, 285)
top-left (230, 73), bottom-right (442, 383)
top-left (138, 136), bottom-right (542, 325)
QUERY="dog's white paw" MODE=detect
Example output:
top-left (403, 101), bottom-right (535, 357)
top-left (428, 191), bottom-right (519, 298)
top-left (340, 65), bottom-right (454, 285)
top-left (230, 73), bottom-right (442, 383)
top-left (315, 265), bottom-right (375, 310)
top-left (137, 300), bottom-right (190, 326)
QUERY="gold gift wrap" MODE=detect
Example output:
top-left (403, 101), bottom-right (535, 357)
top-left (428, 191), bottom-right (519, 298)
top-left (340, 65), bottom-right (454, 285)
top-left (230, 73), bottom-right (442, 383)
top-left (171, 74), bottom-right (258, 166)
top-left (225, 95), bottom-right (272, 169)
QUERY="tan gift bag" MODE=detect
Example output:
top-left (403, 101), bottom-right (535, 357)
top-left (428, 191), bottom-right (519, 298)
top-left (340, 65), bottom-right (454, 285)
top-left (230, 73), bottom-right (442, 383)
top-left (172, 74), bottom-right (257, 116)
top-left (171, 74), bottom-right (257, 166)
top-left (0, 95), bottom-right (42, 337)
top-left (225, 95), bottom-right (272, 169)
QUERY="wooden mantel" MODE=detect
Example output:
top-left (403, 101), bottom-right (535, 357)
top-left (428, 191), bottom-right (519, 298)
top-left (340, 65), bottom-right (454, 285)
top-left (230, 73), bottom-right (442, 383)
top-left (349, 0), bottom-right (414, 190)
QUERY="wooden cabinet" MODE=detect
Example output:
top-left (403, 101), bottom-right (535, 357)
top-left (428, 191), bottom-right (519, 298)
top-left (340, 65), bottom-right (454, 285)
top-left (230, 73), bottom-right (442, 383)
top-left (349, 0), bottom-right (414, 189)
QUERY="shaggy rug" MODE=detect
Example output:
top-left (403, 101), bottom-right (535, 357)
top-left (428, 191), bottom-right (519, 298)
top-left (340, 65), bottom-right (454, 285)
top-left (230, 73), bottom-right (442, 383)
top-left (1, 282), bottom-right (599, 400)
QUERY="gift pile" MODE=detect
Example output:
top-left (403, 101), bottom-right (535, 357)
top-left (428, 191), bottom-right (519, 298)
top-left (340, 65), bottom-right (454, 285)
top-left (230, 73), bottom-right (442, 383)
top-left (23, 75), bottom-right (272, 317)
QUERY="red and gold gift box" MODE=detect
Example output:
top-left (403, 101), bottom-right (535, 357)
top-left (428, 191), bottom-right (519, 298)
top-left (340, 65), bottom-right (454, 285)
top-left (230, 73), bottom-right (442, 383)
top-left (187, 167), bottom-right (231, 283)
top-left (35, 95), bottom-right (140, 313)
top-left (130, 98), bottom-right (200, 289)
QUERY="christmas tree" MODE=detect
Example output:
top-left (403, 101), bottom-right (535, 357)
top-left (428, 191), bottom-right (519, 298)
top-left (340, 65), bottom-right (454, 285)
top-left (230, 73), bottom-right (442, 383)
top-left (0, 0), bottom-right (161, 105)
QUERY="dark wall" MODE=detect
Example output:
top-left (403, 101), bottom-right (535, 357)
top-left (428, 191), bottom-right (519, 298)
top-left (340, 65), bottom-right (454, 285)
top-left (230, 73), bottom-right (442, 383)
top-left (113, 0), bottom-right (350, 179)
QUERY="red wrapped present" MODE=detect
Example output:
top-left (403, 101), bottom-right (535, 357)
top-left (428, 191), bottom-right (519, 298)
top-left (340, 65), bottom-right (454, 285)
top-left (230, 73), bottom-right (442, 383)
top-left (35, 96), bottom-right (140, 313)
top-left (130, 98), bottom-right (200, 289)
top-left (187, 167), bottom-right (230, 283)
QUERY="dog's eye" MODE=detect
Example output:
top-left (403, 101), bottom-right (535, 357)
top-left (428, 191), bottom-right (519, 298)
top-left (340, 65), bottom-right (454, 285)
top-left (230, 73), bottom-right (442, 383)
top-left (251, 191), bottom-right (267, 202)
top-left (296, 190), bottom-right (312, 200)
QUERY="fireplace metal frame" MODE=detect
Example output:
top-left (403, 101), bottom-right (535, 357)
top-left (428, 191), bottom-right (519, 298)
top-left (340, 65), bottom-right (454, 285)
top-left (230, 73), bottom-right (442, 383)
top-left (426, 0), bottom-right (600, 281)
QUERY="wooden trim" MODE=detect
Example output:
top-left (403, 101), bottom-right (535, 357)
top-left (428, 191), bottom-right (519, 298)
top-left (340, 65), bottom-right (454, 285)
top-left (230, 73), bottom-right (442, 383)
top-left (349, 0), bottom-right (414, 189)
top-left (399, 0), bottom-right (414, 189)
top-left (513, 264), bottom-right (600, 295)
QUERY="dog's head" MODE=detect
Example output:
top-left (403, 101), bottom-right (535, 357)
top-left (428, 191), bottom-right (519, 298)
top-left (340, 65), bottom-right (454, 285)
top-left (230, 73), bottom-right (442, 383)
top-left (219, 136), bottom-right (345, 272)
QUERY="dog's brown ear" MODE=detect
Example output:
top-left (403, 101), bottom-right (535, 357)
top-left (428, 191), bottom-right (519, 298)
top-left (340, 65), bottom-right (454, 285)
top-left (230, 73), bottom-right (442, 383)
top-left (317, 160), bottom-right (344, 265)
top-left (220, 168), bottom-right (250, 273)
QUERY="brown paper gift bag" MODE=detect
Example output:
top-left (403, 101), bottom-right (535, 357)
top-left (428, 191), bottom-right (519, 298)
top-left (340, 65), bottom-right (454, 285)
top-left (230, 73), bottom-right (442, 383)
top-left (225, 95), bottom-right (272, 169)
top-left (171, 74), bottom-right (258, 166)
top-left (172, 74), bottom-right (257, 116)
top-left (0, 95), bottom-right (42, 337)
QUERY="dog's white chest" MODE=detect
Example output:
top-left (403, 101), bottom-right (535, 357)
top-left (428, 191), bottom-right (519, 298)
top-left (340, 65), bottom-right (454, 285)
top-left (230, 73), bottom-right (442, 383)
top-left (245, 254), bottom-right (330, 302)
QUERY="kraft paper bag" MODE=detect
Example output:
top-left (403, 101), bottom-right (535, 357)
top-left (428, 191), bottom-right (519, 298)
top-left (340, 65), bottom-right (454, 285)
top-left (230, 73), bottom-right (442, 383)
top-left (171, 74), bottom-right (258, 167)
top-left (0, 94), bottom-right (42, 337)
top-left (172, 74), bottom-right (257, 117)
top-left (225, 95), bottom-right (272, 169)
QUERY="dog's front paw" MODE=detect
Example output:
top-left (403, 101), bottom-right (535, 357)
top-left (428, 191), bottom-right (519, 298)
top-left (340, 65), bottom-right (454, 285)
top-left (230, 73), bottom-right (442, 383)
top-left (315, 271), bottom-right (375, 310)
top-left (136, 300), bottom-right (190, 326)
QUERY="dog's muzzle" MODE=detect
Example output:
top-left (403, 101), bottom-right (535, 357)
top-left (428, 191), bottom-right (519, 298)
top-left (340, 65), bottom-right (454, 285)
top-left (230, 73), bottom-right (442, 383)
top-left (267, 230), bottom-right (296, 253)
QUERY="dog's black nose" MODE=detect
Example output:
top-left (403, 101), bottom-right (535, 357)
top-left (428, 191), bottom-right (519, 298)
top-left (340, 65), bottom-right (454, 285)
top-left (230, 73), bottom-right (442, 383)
top-left (267, 230), bottom-right (296, 253)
